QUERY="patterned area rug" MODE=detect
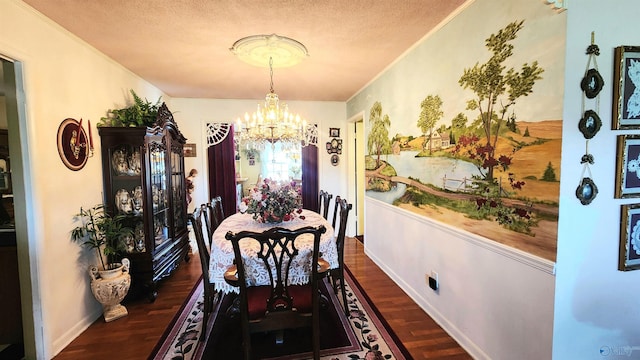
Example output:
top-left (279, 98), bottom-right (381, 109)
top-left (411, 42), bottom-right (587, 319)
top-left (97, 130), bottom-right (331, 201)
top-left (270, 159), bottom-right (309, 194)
top-left (150, 267), bottom-right (410, 359)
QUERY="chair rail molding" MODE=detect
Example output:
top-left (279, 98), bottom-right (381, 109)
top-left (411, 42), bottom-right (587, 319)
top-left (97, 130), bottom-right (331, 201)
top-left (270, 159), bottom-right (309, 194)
top-left (367, 197), bottom-right (556, 275)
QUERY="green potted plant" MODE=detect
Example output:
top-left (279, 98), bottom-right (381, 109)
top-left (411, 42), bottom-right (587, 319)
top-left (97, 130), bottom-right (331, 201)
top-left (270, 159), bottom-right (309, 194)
top-left (71, 204), bottom-right (135, 322)
top-left (99, 89), bottom-right (162, 127)
top-left (71, 204), bottom-right (133, 272)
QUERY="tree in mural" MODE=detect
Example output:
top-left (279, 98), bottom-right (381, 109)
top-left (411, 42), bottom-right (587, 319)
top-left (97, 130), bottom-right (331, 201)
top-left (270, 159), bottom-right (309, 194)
top-left (367, 101), bottom-right (391, 168)
top-left (458, 20), bottom-right (544, 181)
top-left (451, 112), bottom-right (468, 132)
top-left (417, 95), bottom-right (443, 154)
top-left (542, 162), bottom-right (557, 182)
top-left (505, 111), bottom-right (519, 133)
top-left (450, 112), bottom-right (469, 145)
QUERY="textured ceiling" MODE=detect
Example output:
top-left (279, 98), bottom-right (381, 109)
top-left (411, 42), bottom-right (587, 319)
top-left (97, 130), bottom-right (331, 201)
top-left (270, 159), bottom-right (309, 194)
top-left (22, 0), bottom-right (467, 101)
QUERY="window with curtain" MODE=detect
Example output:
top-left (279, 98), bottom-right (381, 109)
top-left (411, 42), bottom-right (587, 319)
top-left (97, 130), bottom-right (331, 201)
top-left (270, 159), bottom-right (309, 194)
top-left (260, 141), bottom-right (302, 181)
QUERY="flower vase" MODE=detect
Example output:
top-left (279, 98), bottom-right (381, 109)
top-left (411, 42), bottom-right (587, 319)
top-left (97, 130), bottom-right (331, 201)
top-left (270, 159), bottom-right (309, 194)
top-left (88, 258), bottom-right (131, 322)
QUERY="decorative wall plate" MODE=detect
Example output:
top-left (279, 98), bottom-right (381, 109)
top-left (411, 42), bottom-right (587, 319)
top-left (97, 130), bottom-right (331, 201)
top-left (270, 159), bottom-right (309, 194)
top-left (576, 177), bottom-right (598, 205)
top-left (580, 68), bottom-right (604, 99)
top-left (57, 118), bottom-right (89, 171)
top-left (128, 149), bottom-right (141, 175)
top-left (326, 138), bottom-right (343, 154)
top-left (331, 154), bottom-right (339, 166)
top-left (115, 189), bottom-right (133, 214)
top-left (111, 148), bottom-right (129, 175)
top-left (131, 186), bottom-right (144, 216)
top-left (578, 110), bottom-right (602, 139)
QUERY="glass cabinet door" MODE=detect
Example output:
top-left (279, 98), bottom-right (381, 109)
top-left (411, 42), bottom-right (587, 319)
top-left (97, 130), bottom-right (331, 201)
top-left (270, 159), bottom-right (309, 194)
top-left (108, 143), bottom-right (146, 253)
top-left (150, 141), bottom-right (169, 249)
top-left (170, 144), bottom-right (186, 232)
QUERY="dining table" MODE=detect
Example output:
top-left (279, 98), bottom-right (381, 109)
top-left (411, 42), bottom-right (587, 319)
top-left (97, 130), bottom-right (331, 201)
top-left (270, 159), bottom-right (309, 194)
top-left (208, 209), bottom-right (338, 294)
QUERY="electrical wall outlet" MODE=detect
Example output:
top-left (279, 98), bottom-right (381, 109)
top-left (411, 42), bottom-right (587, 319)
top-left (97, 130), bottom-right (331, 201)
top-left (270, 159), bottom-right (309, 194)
top-left (428, 271), bottom-right (439, 291)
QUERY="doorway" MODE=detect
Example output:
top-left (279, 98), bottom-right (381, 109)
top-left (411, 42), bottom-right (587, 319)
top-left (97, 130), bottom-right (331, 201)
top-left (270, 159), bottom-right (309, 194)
top-left (0, 58), bottom-right (23, 359)
top-left (0, 56), bottom-right (39, 359)
top-left (353, 117), bottom-right (365, 242)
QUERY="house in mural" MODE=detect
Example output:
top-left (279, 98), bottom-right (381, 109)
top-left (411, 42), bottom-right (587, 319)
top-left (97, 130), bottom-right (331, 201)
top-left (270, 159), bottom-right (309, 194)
top-left (423, 130), bottom-right (450, 151)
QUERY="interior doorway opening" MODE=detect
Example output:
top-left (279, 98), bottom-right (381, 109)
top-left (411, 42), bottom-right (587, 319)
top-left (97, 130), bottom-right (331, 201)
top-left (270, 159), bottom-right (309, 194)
top-left (1, 55), bottom-right (41, 360)
top-left (348, 112), bottom-right (366, 242)
top-left (0, 57), bottom-right (24, 360)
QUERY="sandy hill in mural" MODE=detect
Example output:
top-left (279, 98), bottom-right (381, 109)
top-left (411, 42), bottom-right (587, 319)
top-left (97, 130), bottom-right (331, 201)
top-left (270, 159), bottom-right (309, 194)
top-left (364, 21), bottom-right (561, 262)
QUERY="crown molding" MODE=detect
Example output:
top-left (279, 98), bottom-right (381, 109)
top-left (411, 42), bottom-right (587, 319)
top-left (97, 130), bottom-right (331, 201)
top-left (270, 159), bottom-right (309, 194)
top-left (543, 0), bottom-right (567, 12)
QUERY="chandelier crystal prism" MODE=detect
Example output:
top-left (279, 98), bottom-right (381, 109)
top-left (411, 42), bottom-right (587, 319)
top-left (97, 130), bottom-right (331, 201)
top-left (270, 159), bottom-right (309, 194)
top-left (232, 34), bottom-right (310, 151)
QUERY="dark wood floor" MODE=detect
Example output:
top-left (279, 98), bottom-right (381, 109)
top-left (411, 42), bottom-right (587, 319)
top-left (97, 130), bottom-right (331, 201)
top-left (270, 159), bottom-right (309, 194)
top-left (54, 237), bottom-right (470, 359)
top-left (344, 238), bottom-right (470, 359)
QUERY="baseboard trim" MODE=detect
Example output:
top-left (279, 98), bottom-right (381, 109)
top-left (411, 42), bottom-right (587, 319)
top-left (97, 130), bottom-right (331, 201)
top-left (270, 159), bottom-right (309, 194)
top-left (51, 306), bottom-right (102, 357)
top-left (364, 247), bottom-right (490, 360)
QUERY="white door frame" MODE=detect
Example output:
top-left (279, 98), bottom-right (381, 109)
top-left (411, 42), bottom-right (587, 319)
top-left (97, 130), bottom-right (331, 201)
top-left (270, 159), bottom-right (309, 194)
top-left (346, 111), bottom-right (365, 237)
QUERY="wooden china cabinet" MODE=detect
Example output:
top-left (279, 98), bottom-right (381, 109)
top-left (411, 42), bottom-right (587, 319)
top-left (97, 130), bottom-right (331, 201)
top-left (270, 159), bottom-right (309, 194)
top-left (98, 103), bottom-right (190, 301)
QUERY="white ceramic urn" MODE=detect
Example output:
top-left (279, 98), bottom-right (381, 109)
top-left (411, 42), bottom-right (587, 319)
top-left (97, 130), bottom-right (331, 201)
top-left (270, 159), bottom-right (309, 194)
top-left (88, 258), bottom-right (131, 322)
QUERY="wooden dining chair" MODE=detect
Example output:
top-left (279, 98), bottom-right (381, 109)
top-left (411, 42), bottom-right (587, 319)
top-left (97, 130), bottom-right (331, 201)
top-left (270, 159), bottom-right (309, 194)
top-left (201, 203), bottom-right (214, 242)
top-left (331, 195), bottom-right (341, 229)
top-left (318, 190), bottom-right (333, 219)
top-left (208, 196), bottom-right (225, 243)
top-left (225, 225), bottom-right (329, 360)
top-left (188, 206), bottom-right (219, 341)
top-left (330, 198), bottom-right (352, 315)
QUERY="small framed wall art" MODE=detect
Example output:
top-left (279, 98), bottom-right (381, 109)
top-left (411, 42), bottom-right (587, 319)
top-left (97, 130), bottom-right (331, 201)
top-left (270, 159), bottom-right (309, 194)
top-left (183, 143), bottom-right (197, 157)
top-left (329, 128), bottom-right (340, 137)
top-left (612, 45), bottom-right (640, 129)
top-left (619, 203), bottom-right (640, 271)
top-left (331, 154), bottom-right (339, 166)
top-left (615, 135), bottom-right (640, 198)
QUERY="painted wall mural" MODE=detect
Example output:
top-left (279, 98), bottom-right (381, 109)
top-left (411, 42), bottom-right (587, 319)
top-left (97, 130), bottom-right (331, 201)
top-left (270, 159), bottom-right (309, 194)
top-left (353, 0), bottom-right (565, 261)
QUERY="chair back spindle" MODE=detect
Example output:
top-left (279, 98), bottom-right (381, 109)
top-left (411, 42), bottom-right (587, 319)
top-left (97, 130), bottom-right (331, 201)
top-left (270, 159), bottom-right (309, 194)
top-left (331, 195), bottom-right (341, 229)
top-left (331, 198), bottom-right (352, 315)
top-left (318, 190), bottom-right (333, 220)
top-left (202, 196), bottom-right (225, 246)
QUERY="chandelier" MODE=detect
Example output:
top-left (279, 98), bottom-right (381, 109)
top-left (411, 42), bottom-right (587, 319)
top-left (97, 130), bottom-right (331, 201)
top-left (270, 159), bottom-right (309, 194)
top-left (231, 34), bottom-right (310, 151)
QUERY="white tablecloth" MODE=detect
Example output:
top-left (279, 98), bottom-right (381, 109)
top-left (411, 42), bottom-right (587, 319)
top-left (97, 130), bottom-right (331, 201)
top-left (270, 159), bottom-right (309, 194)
top-left (209, 209), bottom-right (337, 294)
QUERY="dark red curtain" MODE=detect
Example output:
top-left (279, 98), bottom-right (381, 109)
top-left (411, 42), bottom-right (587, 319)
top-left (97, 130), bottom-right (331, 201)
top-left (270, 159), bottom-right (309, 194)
top-left (207, 130), bottom-right (237, 218)
top-left (301, 144), bottom-right (318, 211)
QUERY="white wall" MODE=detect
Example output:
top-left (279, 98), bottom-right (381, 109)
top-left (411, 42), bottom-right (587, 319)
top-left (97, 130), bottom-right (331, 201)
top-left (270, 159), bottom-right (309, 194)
top-left (365, 200), bottom-right (555, 359)
top-left (0, 1), bottom-right (165, 358)
top-left (169, 98), bottom-right (348, 216)
top-left (553, 1), bottom-right (640, 359)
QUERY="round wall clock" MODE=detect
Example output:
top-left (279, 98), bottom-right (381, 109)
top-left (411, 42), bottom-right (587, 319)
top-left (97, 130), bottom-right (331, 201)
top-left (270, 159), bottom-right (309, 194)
top-left (57, 118), bottom-right (89, 171)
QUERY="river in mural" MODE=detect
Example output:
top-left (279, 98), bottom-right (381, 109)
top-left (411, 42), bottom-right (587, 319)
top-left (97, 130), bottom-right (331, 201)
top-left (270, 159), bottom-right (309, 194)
top-left (367, 152), bottom-right (482, 202)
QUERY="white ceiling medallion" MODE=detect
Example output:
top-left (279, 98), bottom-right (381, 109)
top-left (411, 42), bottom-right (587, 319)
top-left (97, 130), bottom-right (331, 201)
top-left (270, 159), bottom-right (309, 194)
top-left (230, 33), bottom-right (309, 68)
